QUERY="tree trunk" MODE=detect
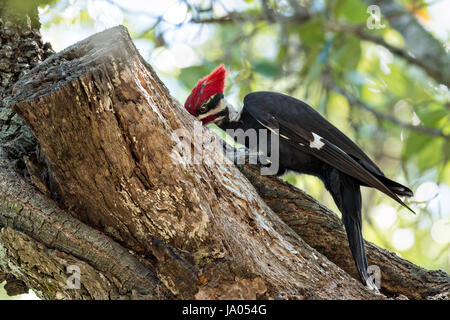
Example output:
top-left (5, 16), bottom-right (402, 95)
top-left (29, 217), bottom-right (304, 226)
top-left (0, 11), bottom-right (448, 300)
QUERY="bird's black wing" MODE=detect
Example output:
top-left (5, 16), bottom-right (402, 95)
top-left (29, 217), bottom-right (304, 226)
top-left (243, 91), bottom-right (413, 212)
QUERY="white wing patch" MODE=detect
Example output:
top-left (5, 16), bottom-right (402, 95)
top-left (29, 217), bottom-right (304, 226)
top-left (310, 132), bottom-right (325, 150)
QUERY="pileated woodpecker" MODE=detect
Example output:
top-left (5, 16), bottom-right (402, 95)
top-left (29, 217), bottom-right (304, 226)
top-left (184, 64), bottom-right (414, 289)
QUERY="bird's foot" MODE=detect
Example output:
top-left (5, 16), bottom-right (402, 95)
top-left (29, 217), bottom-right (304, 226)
top-left (365, 278), bottom-right (381, 294)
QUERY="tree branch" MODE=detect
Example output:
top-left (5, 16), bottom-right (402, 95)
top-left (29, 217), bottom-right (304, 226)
top-left (323, 21), bottom-right (440, 84)
top-left (327, 82), bottom-right (450, 141)
top-left (0, 148), bottom-right (168, 299)
top-left (190, 11), bottom-right (310, 25)
top-left (190, 4), bottom-right (449, 87)
top-left (363, 0), bottom-right (450, 86)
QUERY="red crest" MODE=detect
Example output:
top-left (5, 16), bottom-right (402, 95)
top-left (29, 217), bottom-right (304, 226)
top-left (184, 64), bottom-right (226, 115)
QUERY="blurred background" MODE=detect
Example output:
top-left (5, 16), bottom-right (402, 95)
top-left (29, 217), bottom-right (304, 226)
top-left (1, 0), bottom-right (449, 299)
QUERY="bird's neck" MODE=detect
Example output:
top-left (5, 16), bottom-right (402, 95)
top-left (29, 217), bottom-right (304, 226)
top-left (227, 100), bottom-right (242, 122)
top-left (217, 98), bottom-right (242, 130)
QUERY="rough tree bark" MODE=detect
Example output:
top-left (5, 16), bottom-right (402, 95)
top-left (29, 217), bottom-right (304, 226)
top-left (1, 25), bottom-right (448, 300)
top-left (0, 0), bottom-right (54, 296)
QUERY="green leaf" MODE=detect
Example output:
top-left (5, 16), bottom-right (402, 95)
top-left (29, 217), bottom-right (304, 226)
top-left (417, 137), bottom-right (443, 171)
top-left (383, 28), bottom-right (405, 49)
top-left (37, 0), bottom-right (58, 6)
top-left (253, 60), bottom-right (280, 77)
top-left (403, 131), bottom-right (444, 170)
top-left (331, 35), bottom-right (361, 70)
top-left (298, 19), bottom-right (325, 50)
top-left (179, 65), bottom-right (216, 89)
top-left (403, 132), bottom-right (432, 160)
top-left (416, 107), bottom-right (449, 128)
top-left (6, 0), bottom-right (57, 14)
top-left (334, 0), bottom-right (368, 24)
top-left (326, 92), bottom-right (350, 129)
top-left (441, 162), bottom-right (450, 184)
top-left (299, 46), bottom-right (322, 79)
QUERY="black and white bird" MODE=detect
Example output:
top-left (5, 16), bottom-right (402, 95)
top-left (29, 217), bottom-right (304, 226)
top-left (184, 65), bottom-right (414, 289)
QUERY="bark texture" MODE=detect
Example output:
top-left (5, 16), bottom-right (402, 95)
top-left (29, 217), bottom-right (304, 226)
top-left (0, 147), bottom-right (168, 299)
top-left (0, 0), bottom-right (55, 296)
top-left (1, 24), bottom-right (448, 300)
top-left (0, 1), bottom-right (53, 169)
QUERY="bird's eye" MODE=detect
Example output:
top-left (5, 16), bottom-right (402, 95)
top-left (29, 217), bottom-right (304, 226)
top-left (199, 105), bottom-right (208, 113)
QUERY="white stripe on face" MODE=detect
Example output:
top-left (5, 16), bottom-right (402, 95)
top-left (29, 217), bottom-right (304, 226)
top-left (197, 98), bottom-right (226, 120)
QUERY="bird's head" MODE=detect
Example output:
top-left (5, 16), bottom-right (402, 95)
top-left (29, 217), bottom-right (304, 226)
top-left (184, 64), bottom-right (236, 125)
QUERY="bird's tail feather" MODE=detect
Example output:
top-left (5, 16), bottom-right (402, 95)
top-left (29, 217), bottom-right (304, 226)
top-left (342, 214), bottom-right (369, 284)
top-left (377, 175), bottom-right (414, 197)
top-left (324, 168), bottom-right (379, 290)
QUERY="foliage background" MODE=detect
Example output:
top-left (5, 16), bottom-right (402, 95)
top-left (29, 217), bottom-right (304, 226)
top-left (1, 0), bottom-right (449, 299)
